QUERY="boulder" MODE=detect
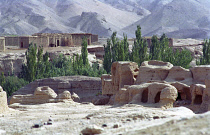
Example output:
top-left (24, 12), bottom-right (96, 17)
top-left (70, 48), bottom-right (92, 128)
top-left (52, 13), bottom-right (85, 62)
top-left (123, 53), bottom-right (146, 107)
top-left (34, 86), bottom-right (57, 99)
top-left (0, 86), bottom-right (9, 113)
top-left (135, 60), bottom-right (173, 84)
top-left (92, 95), bottom-right (110, 105)
top-left (165, 66), bottom-right (193, 85)
top-left (160, 86), bottom-right (178, 109)
top-left (57, 90), bottom-right (72, 102)
top-left (81, 125), bottom-right (103, 135)
top-left (71, 92), bottom-right (80, 103)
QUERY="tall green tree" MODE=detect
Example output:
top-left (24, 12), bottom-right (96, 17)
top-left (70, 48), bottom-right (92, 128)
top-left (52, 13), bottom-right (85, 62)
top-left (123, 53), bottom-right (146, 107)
top-left (24, 43), bottom-right (37, 82)
top-left (103, 39), bottom-right (112, 73)
top-left (111, 32), bottom-right (119, 62)
top-left (131, 25), bottom-right (148, 65)
top-left (197, 39), bottom-right (210, 65)
top-left (150, 35), bottom-right (161, 60)
top-left (81, 37), bottom-right (89, 66)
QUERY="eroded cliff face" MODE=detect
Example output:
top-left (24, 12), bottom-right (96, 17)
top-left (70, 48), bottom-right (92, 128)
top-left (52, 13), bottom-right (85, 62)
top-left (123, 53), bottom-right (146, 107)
top-left (9, 76), bottom-right (101, 105)
top-left (101, 60), bottom-right (210, 113)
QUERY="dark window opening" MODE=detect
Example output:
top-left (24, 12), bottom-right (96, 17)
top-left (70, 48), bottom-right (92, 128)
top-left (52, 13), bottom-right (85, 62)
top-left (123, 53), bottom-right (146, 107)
top-left (176, 92), bottom-right (182, 101)
top-left (57, 40), bottom-right (60, 46)
top-left (21, 42), bottom-right (23, 48)
top-left (194, 95), bottom-right (202, 105)
top-left (88, 39), bottom-right (90, 45)
top-left (141, 89), bottom-right (148, 103)
top-left (155, 92), bottom-right (161, 103)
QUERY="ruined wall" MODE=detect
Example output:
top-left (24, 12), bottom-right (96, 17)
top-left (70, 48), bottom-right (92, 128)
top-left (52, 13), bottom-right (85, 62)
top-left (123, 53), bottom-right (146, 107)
top-left (91, 34), bottom-right (98, 43)
top-left (5, 37), bottom-right (20, 46)
top-left (72, 34), bottom-right (91, 45)
top-left (0, 37), bottom-right (5, 52)
top-left (29, 36), bottom-right (49, 47)
top-left (102, 61), bottom-right (210, 112)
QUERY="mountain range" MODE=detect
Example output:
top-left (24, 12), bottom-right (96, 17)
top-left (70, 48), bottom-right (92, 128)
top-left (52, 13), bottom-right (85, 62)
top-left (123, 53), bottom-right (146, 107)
top-left (0, 0), bottom-right (209, 39)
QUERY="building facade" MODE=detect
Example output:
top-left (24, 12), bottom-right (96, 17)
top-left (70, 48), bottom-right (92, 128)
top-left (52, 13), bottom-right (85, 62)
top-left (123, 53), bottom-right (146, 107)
top-left (2, 33), bottom-right (98, 49)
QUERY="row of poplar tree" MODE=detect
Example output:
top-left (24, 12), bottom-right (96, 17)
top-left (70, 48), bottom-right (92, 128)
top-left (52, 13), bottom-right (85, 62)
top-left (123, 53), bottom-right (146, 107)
top-left (103, 25), bottom-right (210, 73)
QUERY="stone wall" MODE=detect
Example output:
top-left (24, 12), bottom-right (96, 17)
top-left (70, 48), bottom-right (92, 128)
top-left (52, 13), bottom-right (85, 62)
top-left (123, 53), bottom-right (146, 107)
top-left (91, 34), bottom-right (98, 43)
top-left (5, 37), bottom-right (20, 47)
top-left (72, 34), bottom-right (92, 45)
top-left (29, 36), bottom-right (49, 47)
top-left (0, 37), bottom-right (5, 52)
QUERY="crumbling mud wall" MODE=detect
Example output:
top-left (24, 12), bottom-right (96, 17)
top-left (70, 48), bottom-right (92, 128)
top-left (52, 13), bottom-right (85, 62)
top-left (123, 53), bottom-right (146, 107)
top-left (0, 86), bottom-right (9, 113)
top-left (102, 60), bottom-right (210, 112)
top-left (0, 37), bottom-right (5, 52)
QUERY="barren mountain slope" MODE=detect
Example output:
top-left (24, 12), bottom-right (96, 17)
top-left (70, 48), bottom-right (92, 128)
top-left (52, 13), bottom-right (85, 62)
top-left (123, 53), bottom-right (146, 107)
top-left (98, 0), bottom-right (150, 16)
top-left (0, 0), bottom-right (210, 38)
top-left (123, 0), bottom-right (210, 38)
top-left (0, 0), bottom-right (141, 37)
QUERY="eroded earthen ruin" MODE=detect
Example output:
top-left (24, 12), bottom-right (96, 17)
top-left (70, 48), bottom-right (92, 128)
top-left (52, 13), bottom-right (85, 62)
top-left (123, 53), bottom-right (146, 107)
top-left (101, 61), bottom-right (210, 112)
top-left (0, 86), bottom-right (8, 113)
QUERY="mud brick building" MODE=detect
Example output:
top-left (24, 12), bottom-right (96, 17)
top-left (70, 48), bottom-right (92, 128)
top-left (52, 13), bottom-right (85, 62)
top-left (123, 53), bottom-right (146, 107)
top-left (1, 33), bottom-right (98, 49)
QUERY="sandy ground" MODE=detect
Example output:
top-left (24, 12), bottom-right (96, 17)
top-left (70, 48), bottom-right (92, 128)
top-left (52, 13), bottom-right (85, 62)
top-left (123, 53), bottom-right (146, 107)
top-left (0, 102), bottom-right (209, 135)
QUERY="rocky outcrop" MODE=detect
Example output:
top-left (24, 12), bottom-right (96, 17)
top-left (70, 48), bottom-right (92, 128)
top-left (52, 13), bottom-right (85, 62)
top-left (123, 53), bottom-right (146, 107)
top-left (9, 76), bottom-right (101, 104)
top-left (10, 86), bottom-right (73, 104)
top-left (0, 86), bottom-right (9, 113)
top-left (135, 61), bottom-right (173, 84)
top-left (92, 95), bottom-right (110, 105)
top-left (0, 53), bottom-right (25, 76)
top-left (160, 86), bottom-right (178, 109)
top-left (87, 46), bottom-right (104, 59)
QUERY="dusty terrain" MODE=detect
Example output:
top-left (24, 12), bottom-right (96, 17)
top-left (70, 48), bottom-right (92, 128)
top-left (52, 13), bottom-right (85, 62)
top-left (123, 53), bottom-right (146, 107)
top-left (1, 102), bottom-right (209, 135)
